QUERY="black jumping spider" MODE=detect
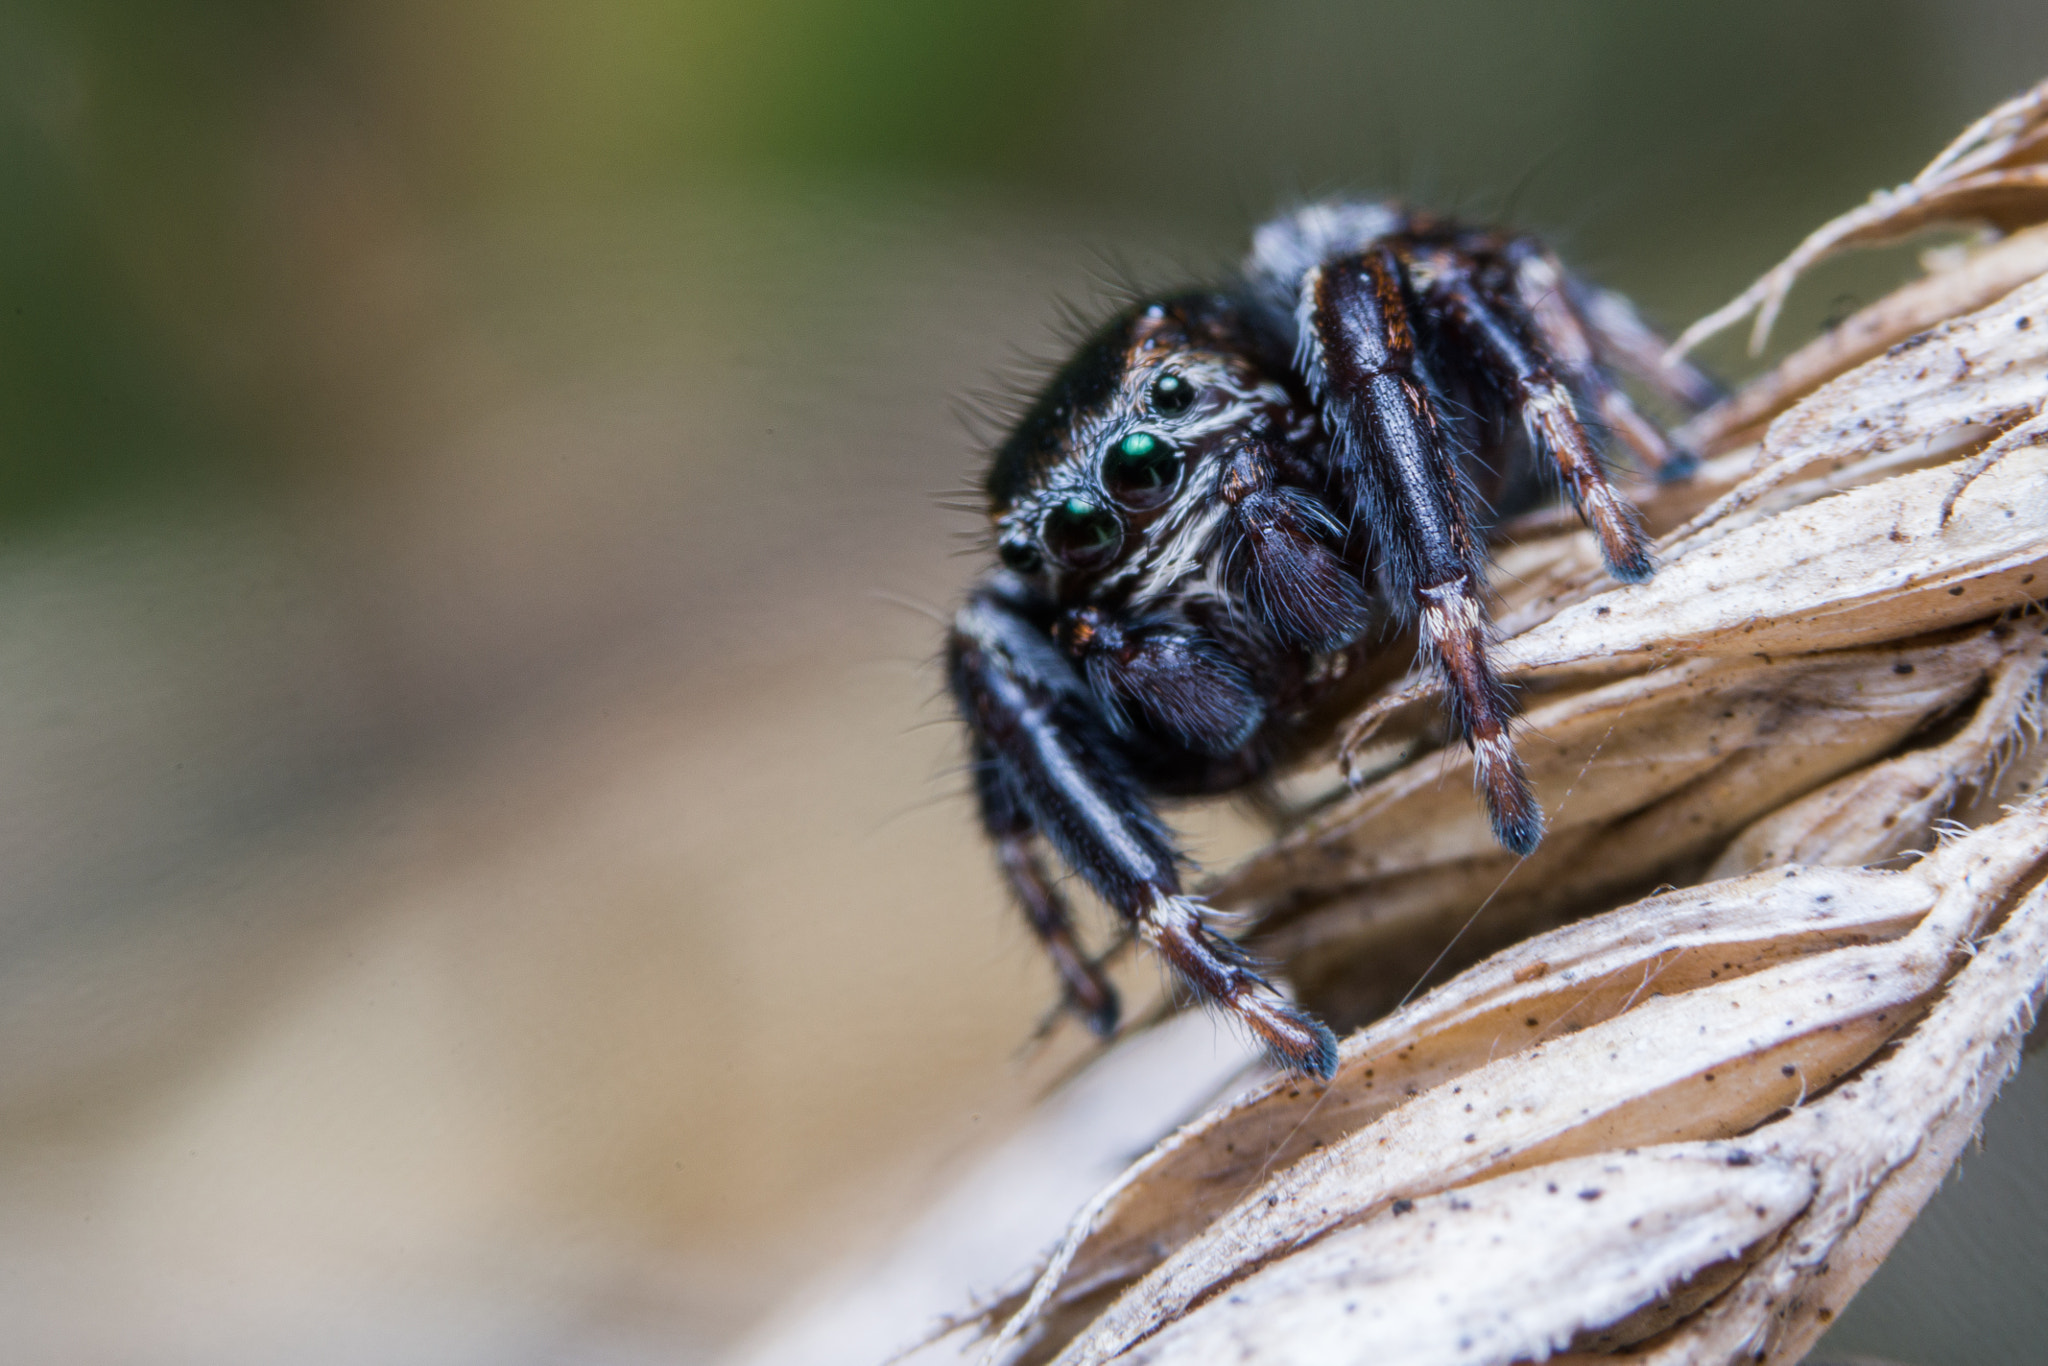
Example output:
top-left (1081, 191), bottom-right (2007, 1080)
top-left (948, 203), bottom-right (1713, 1078)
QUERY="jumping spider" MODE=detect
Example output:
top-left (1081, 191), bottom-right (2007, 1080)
top-left (947, 203), bottom-right (1713, 1078)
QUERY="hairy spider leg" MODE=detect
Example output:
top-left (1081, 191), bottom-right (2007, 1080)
top-left (1503, 242), bottom-right (1698, 482)
top-left (1422, 251), bottom-right (1652, 582)
top-left (1219, 439), bottom-right (1374, 651)
top-left (950, 587), bottom-right (1339, 1078)
top-left (1300, 246), bottom-right (1543, 856)
top-left (975, 742), bottom-right (1120, 1035)
top-left (1564, 273), bottom-right (1723, 415)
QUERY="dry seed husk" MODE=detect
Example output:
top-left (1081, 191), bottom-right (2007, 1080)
top-left (1685, 221), bottom-right (2048, 452)
top-left (1022, 803), bottom-right (2048, 1366)
top-left (1707, 639), bottom-right (2048, 877)
top-left (1229, 623), bottom-right (2041, 1025)
top-left (1111, 1145), bottom-right (1816, 1366)
top-left (1249, 629), bottom-right (2024, 900)
top-left (985, 819), bottom-right (2048, 1364)
top-left (976, 862), bottom-right (1937, 1356)
top-left (1673, 77), bottom-right (2048, 357)
top-left (1032, 814), bottom-right (2048, 1366)
top-left (1626, 840), bottom-right (2048, 1365)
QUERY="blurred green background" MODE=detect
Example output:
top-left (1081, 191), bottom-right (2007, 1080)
top-left (8, 0), bottom-right (2045, 530)
top-left (0, 2), bottom-right (2043, 1363)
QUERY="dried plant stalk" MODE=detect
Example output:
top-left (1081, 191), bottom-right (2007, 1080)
top-left (1673, 76), bottom-right (2048, 357)
top-left (1011, 805), bottom-right (2048, 1366)
top-left (731, 81), bottom-right (2048, 1366)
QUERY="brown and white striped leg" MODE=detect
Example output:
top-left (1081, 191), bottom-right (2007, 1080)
top-left (1415, 575), bottom-right (1540, 855)
top-left (1566, 274), bottom-right (1722, 413)
top-left (1506, 242), bottom-right (1698, 480)
top-left (1138, 891), bottom-right (1337, 1078)
top-left (993, 825), bottom-right (1119, 1036)
top-left (1423, 252), bottom-right (1652, 583)
top-left (1301, 247), bottom-right (1544, 854)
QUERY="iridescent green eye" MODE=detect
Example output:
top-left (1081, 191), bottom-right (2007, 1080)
top-left (1149, 372), bottom-right (1195, 416)
top-left (1103, 431), bottom-right (1182, 511)
top-left (1042, 498), bottom-right (1122, 571)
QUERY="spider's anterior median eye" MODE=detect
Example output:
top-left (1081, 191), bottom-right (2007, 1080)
top-left (1042, 498), bottom-right (1122, 571)
top-left (1103, 431), bottom-right (1182, 511)
top-left (1148, 371), bottom-right (1196, 416)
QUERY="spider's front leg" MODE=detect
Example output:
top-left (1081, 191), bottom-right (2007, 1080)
top-left (1301, 246), bottom-right (1542, 853)
top-left (971, 739), bottom-right (1121, 1037)
top-left (949, 584), bottom-right (1339, 1078)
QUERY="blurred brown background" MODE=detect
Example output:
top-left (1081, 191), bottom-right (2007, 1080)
top-left (1, 3), bottom-right (2044, 1363)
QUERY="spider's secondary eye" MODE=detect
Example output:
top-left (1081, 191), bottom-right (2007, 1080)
top-left (1103, 431), bottom-right (1182, 512)
top-left (1148, 372), bottom-right (1196, 416)
top-left (998, 540), bottom-right (1043, 575)
top-left (1042, 498), bottom-right (1122, 571)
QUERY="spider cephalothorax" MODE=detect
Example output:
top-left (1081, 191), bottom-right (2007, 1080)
top-left (948, 202), bottom-right (1714, 1078)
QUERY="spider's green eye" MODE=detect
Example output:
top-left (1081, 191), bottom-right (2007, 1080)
top-left (1103, 431), bottom-right (1182, 512)
top-left (1149, 371), bottom-right (1196, 416)
top-left (1042, 498), bottom-right (1122, 571)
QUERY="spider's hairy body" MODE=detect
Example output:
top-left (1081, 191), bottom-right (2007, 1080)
top-left (948, 202), bottom-right (1712, 1078)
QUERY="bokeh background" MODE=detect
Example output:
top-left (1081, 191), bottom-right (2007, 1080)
top-left (2, 3), bottom-right (2045, 1363)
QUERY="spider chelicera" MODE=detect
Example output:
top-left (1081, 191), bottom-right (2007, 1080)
top-left (946, 202), bottom-right (1714, 1078)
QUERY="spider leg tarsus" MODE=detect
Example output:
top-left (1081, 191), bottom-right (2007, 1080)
top-left (1141, 891), bottom-right (1338, 1079)
top-left (1653, 444), bottom-right (1702, 482)
top-left (1605, 539), bottom-right (1654, 586)
top-left (1076, 985), bottom-right (1120, 1038)
top-left (1475, 732), bottom-right (1543, 856)
top-left (1417, 575), bottom-right (1545, 854)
